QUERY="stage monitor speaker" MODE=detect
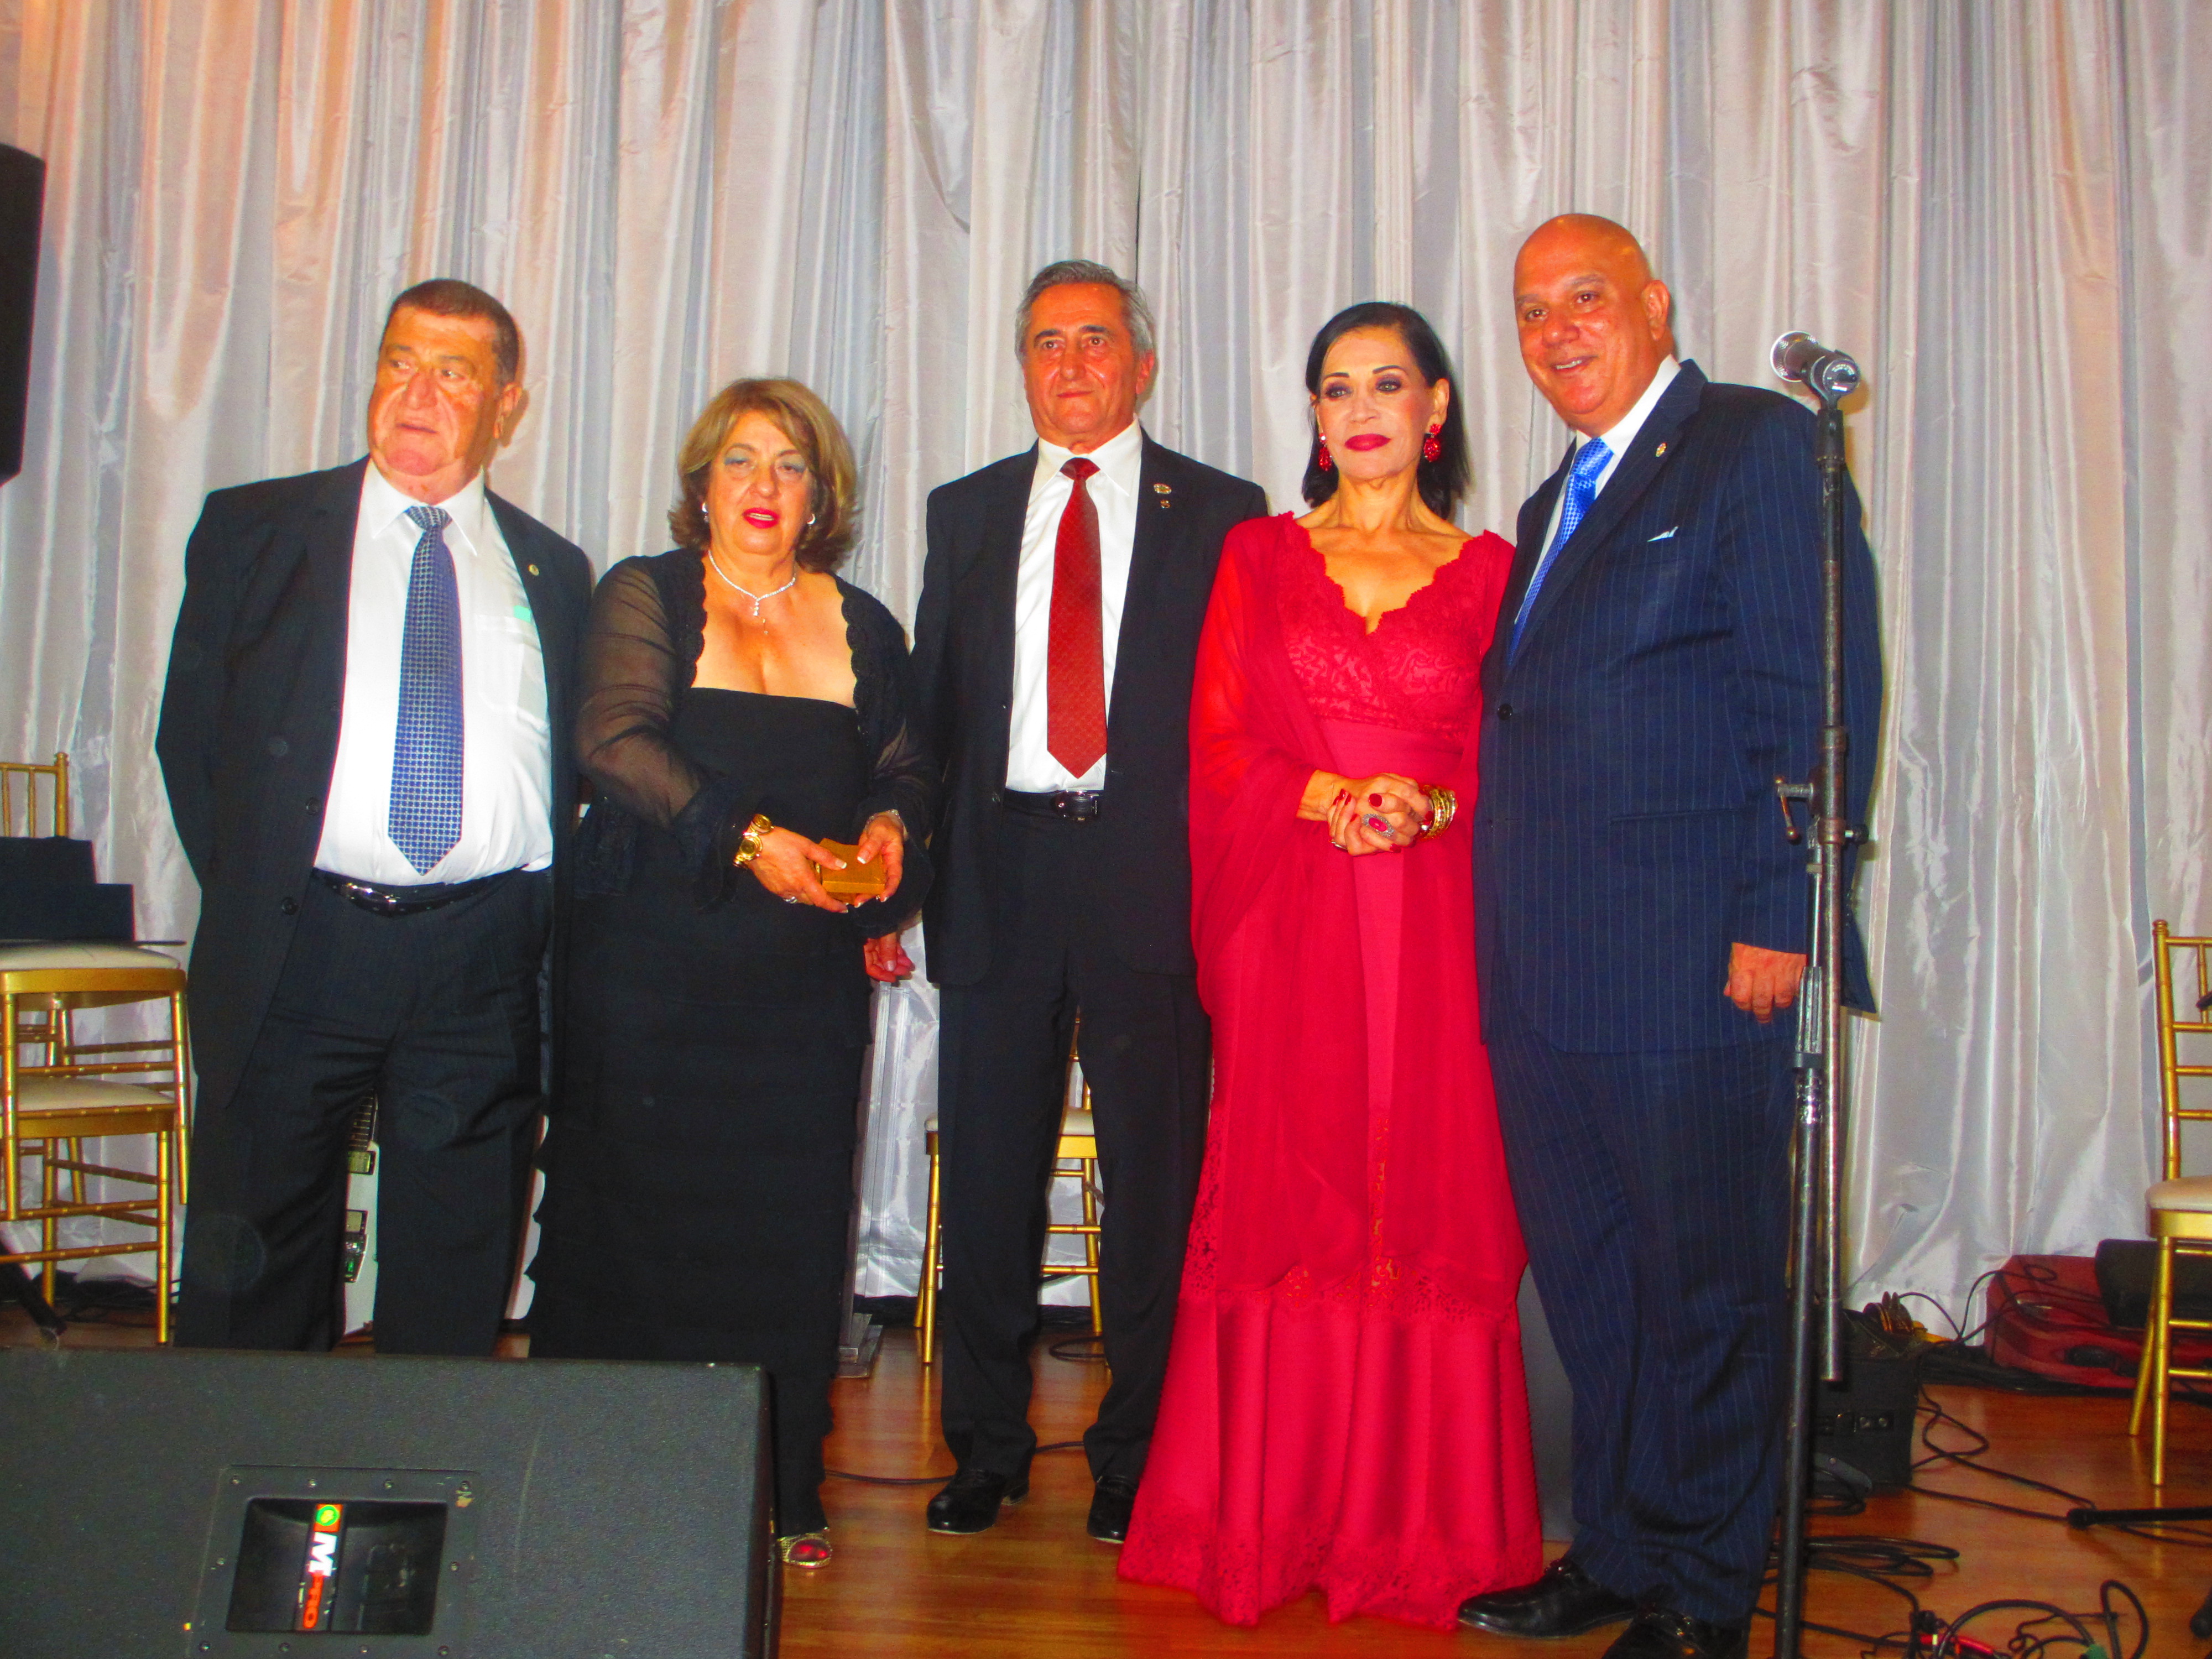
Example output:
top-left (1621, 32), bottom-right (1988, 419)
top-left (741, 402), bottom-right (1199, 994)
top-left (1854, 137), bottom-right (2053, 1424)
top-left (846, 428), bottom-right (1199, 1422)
top-left (0, 144), bottom-right (41, 484)
top-left (0, 1348), bottom-right (778, 1658)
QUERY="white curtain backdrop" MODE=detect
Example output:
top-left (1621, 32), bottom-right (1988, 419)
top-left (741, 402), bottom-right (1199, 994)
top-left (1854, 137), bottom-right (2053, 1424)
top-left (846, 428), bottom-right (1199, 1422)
top-left (2, 1), bottom-right (2205, 1318)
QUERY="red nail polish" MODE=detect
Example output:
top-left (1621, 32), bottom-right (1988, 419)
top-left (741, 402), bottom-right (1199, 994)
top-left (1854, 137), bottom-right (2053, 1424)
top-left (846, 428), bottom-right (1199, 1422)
top-left (1369, 793), bottom-right (1383, 807)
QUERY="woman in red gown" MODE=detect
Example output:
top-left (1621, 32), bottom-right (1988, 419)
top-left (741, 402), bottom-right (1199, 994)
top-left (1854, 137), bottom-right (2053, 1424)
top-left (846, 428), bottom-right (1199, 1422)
top-left (1119, 304), bottom-right (1541, 1629)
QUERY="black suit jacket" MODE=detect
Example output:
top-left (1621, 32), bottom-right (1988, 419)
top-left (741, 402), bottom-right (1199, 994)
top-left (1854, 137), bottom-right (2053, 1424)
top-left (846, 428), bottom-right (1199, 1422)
top-left (156, 457), bottom-right (594, 1115)
top-left (910, 436), bottom-right (1266, 985)
top-left (1473, 362), bottom-right (1882, 1052)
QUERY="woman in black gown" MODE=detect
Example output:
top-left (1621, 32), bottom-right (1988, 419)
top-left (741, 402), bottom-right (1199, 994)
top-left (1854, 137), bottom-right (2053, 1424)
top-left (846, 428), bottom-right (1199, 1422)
top-left (528, 378), bottom-right (932, 1569)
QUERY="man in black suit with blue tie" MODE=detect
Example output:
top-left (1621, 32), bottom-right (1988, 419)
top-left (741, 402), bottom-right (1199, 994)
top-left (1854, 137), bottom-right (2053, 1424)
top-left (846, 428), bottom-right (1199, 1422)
top-left (1459, 217), bottom-right (1880, 1659)
top-left (159, 281), bottom-right (593, 1356)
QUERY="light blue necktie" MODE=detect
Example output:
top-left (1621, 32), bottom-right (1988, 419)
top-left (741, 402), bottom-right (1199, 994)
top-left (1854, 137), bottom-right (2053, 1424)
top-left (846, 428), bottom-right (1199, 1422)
top-left (388, 503), bottom-right (464, 875)
top-left (1511, 435), bottom-right (1612, 658)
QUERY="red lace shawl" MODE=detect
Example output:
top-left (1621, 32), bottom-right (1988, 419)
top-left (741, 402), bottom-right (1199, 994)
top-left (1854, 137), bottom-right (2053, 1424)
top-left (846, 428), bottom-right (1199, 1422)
top-left (1188, 513), bottom-right (1516, 1296)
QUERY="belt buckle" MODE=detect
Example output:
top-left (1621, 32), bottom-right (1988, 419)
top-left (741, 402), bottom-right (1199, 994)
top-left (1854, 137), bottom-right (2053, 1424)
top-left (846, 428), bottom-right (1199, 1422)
top-left (353, 880), bottom-right (412, 915)
top-left (1063, 791), bottom-right (1100, 822)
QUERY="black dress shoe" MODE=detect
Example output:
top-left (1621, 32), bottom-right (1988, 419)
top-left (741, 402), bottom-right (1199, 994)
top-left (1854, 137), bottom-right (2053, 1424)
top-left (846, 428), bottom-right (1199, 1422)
top-left (1602, 1608), bottom-right (1750, 1659)
top-left (925, 1467), bottom-right (1028, 1535)
top-left (1086, 1474), bottom-right (1139, 1543)
top-left (1458, 1556), bottom-right (1638, 1637)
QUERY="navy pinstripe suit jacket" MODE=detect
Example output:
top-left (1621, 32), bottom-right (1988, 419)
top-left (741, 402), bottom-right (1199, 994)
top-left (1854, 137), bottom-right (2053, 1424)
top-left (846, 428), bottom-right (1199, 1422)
top-left (1473, 362), bottom-right (1882, 1053)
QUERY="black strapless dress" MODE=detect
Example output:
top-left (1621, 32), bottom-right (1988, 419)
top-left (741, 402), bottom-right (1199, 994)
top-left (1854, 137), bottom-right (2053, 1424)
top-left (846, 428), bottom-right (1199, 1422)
top-left (529, 692), bottom-right (873, 1535)
top-left (526, 552), bottom-right (936, 1541)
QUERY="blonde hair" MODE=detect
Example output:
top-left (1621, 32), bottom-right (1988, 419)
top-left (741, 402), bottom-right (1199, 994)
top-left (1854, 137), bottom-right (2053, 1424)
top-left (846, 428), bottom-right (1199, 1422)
top-left (669, 378), bottom-right (859, 572)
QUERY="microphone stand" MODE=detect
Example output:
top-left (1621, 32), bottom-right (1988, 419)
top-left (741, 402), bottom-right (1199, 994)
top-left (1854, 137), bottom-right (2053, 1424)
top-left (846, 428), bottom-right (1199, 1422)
top-left (1768, 334), bottom-right (1862, 1659)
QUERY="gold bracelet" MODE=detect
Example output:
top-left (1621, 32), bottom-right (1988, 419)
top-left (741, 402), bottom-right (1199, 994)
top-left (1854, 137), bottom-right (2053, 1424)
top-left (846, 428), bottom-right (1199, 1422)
top-left (1423, 786), bottom-right (1457, 840)
top-left (1406, 784), bottom-right (1441, 842)
top-left (732, 812), bottom-right (774, 869)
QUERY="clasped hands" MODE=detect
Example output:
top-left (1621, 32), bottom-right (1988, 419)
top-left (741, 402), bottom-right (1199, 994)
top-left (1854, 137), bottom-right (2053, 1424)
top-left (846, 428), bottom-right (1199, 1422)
top-left (1301, 769), bottom-right (1429, 856)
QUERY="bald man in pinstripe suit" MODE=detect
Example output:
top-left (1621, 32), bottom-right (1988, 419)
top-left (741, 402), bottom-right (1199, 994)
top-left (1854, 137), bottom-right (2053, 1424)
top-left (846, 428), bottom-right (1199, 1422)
top-left (1459, 218), bottom-right (1880, 1659)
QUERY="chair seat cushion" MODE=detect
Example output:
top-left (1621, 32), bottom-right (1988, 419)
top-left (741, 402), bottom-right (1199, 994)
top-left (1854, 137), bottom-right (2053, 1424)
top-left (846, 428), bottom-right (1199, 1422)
top-left (0, 941), bottom-right (176, 971)
top-left (18, 1076), bottom-right (177, 1112)
top-left (2148, 1176), bottom-right (2212, 1214)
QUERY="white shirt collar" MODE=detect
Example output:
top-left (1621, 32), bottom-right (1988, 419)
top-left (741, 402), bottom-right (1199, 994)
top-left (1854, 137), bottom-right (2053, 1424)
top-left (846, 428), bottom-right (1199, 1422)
top-left (1575, 355), bottom-right (1682, 463)
top-left (1033, 419), bottom-right (1145, 495)
top-left (361, 458), bottom-right (492, 546)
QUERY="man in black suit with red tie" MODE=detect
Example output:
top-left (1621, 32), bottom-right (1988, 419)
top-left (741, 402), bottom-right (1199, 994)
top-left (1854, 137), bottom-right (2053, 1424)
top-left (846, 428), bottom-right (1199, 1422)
top-left (158, 280), bottom-right (592, 1356)
top-left (1460, 217), bottom-right (1880, 1659)
top-left (910, 260), bottom-right (1265, 1543)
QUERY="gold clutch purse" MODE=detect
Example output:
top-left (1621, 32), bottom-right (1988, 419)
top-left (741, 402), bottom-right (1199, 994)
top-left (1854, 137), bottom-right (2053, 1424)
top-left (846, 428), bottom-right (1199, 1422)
top-left (812, 840), bottom-right (888, 899)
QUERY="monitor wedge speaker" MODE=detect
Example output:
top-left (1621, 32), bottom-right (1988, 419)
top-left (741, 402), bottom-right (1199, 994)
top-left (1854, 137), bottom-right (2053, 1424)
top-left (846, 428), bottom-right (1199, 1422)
top-left (0, 1347), bottom-right (779, 1658)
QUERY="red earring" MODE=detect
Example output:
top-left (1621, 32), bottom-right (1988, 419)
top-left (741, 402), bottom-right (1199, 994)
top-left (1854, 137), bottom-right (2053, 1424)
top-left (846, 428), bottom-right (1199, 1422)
top-left (1317, 438), bottom-right (1333, 472)
top-left (1422, 424), bottom-right (1443, 464)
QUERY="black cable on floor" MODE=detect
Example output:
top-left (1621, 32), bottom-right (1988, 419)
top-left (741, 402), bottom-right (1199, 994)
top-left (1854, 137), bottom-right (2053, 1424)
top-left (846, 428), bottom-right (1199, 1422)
top-left (1753, 1531), bottom-right (1957, 1651)
top-left (1912, 1391), bottom-right (2212, 1548)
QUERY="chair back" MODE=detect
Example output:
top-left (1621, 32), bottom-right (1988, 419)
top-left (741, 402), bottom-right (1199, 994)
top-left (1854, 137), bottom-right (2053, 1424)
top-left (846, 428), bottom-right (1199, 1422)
top-left (0, 750), bottom-right (69, 838)
top-left (2153, 920), bottom-right (2212, 1182)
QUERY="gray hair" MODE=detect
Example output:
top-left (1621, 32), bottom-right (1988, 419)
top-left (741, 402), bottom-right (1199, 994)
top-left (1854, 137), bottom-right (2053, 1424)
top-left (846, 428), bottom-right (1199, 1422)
top-left (1013, 259), bottom-right (1157, 362)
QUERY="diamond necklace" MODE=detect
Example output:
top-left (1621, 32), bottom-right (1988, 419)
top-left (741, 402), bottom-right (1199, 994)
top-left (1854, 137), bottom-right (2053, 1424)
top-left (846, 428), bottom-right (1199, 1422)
top-left (706, 549), bottom-right (799, 618)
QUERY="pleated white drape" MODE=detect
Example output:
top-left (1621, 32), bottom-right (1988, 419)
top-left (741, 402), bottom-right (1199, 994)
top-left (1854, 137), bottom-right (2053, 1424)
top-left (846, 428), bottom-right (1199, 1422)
top-left (2, 1), bottom-right (2205, 1316)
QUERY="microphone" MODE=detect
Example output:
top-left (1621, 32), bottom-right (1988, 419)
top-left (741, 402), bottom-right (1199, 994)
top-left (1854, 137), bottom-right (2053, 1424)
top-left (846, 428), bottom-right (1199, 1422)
top-left (1771, 331), bottom-right (1861, 400)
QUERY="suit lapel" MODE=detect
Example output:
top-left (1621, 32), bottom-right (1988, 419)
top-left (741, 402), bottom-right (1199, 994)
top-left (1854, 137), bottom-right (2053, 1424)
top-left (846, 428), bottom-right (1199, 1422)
top-left (1112, 438), bottom-right (1181, 726)
top-left (301, 458), bottom-right (368, 619)
top-left (293, 459), bottom-right (370, 802)
top-left (1483, 448), bottom-right (1569, 693)
top-left (1509, 362), bottom-right (1707, 656)
top-left (978, 448), bottom-right (1036, 761)
top-left (489, 490), bottom-right (568, 711)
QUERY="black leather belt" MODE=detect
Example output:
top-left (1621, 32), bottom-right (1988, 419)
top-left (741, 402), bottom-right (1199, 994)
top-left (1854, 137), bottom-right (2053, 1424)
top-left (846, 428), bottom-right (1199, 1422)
top-left (1000, 788), bottom-right (1103, 822)
top-left (312, 868), bottom-right (515, 916)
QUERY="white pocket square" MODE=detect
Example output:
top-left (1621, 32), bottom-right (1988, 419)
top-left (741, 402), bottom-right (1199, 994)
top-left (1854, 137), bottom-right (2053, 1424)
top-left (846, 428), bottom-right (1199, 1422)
top-left (1648, 526), bottom-right (1678, 541)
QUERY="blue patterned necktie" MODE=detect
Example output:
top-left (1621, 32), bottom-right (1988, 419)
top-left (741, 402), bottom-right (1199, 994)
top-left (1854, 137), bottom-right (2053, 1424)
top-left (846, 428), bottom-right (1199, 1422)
top-left (388, 503), bottom-right (464, 874)
top-left (1511, 435), bottom-right (1613, 658)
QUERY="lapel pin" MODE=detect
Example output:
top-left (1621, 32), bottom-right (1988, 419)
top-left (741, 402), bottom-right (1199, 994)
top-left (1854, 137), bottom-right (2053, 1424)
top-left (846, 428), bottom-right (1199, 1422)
top-left (1653, 442), bottom-right (1667, 458)
top-left (526, 563), bottom-right (540, 576)
top-left (1154, 482), bottom-right (1172, 509)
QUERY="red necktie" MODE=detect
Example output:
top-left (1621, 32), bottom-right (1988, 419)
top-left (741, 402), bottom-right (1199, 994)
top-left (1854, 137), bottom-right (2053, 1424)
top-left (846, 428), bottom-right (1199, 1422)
top-left (1047, 457), bottom-right (1106, 778)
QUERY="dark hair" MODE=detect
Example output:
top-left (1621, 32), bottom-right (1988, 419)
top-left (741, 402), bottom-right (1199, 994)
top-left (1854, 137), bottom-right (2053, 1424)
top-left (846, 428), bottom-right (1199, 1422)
top-left (385, 279), bottom-right (521, 385)
top-left (668, 378), bottom-right (859, 573)
top-left (1014, 259), bottom-right (1157, 361)
top-left (1300, 301), bottom-right (1470, 519)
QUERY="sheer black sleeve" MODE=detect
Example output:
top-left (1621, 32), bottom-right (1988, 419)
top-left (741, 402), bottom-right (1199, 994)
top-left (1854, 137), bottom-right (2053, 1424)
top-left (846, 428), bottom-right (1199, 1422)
top-left (572, 554), bottom-right (761, 901)
top-left (841, 580), bottom-right (938, 935)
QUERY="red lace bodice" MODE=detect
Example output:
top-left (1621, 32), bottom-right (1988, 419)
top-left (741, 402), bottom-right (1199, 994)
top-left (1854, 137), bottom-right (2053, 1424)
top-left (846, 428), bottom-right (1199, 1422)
top-left (1276, 518), bottom-right (1506, 742)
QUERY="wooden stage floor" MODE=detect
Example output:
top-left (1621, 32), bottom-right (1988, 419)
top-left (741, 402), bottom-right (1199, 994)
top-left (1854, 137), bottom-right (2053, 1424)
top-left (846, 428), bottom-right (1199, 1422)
top-left (9, 1301), bottom-right (2208, 1656)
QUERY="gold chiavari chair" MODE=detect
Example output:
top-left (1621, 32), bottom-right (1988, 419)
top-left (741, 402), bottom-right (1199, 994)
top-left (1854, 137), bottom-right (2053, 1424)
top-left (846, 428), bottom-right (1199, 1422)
top-left (3, 750), bottom-right (192, 1339)
top-left (917, 1050), bottom-right (1103, 1366)
top-left (2129, 920), bottom-right (2212, 1483)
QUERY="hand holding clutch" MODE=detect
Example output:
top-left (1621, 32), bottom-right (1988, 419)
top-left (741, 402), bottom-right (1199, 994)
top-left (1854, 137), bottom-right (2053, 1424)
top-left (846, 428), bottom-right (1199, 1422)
top-left (812, 840), bottom-right (888, 898)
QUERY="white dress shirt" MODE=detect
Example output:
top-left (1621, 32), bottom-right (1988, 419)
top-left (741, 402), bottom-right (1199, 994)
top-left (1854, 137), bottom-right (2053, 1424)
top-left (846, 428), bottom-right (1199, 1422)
top-left (315, 462), bottom-right (554, 884)
top-left (1533, 354), bottom-right (1684, 563)
top-left (1005, 418), bottom-right (1145, 791)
